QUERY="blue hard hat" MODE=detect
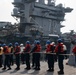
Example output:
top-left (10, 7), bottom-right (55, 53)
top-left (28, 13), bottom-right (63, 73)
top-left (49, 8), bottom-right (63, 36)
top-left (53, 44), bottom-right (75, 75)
top-left (3, 43), bottom-right (6, 47)
top-left (46, 40), bottom-right (51, 44)
top-left (57, 39), bottom-right (62, 43)
top-left (9, 43), bottom-right (12, 46)
top-left (26, 41), bottom-right (30, 44)
top-left (36, 40), bottom-right (40, 44)
top-left (15, 42), bottom-right (19, 46)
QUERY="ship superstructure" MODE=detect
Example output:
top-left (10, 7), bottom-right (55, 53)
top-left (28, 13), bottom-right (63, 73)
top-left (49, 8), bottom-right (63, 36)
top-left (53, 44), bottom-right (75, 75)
top-left (12, 0), bottom-right (73, 37)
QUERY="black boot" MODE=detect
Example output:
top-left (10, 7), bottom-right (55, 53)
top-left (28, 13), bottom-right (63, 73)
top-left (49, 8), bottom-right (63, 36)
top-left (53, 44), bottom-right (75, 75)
top-left (51, 68), bottom-right (54, 72)
top-left (7, 67), bottom-right (11, 70)
top-left (47, 69), bottom-right (54, 72)
top-left (26, 67), bottom-right (31, 70)
top-left (58, 70), bottom-right (64, 74)
top-left (15, 67), bottom-right (20, 70)
top-left (33, 67), bottom-right (37, 69)
top-left (25, 67), bottom-right (31, 70)
top-left (2, 68), bottom-right (6, 70)
top-left (35, 67), bottom-right (40, 70)
top-left (47, 69), bottom-right (52, 72)
top-left (0, 65), bottom-right (2, 68)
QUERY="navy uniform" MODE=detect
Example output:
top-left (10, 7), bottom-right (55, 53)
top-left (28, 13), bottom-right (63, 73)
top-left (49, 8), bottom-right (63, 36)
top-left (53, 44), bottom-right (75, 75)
top-left (23, 41), bottom-right (31, 70)
top-left (14, 42), bottom-right (21, 70)
top-left (20, 43), bottom-right (25, 64)
top-left (31, 40), bottom-right (37, 67)
top-left (8, 43), bottom-right (14, 65)
top-left (2, 44), bottom-right (11, 70)
top-left (31, 41), bottom-right (41, 70)
top-left (46, 40), bottom-right (55, 72)
top-left (55, 39), bottom-right (64, 74)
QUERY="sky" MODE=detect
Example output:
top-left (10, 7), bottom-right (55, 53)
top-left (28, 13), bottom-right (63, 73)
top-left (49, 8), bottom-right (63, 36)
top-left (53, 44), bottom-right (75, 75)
top-left (0, 0), bottom-right (76, 33)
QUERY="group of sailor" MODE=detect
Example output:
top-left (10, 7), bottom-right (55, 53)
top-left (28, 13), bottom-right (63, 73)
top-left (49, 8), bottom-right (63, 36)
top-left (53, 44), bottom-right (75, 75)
top-left (0, 39), bottom-right (76, 74)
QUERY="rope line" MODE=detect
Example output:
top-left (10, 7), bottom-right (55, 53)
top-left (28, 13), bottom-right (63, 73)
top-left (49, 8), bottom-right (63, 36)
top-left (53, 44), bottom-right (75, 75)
top-left (2, 52), bottom-right (75, 56)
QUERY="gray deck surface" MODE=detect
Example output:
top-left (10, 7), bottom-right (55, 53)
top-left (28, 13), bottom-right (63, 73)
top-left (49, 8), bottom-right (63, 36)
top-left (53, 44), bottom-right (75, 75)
top-left (0, 60), bottom-right (76, 75)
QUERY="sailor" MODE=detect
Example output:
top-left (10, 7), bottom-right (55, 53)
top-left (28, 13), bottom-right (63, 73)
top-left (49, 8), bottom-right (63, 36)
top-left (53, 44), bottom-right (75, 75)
top-left (8, 43), bottom-right (14, 65)
top-left (61, 42), bottom-right (67, 59)
top-left (46, 40), bottom-right (55, 72)
top-left (30, 40), bottom-right (37, 67)
top-left (31, 40), bottom-right (41, 70)
top-left (20, 43), bottom-right (25, 64)
top-left (0, 44), bottom-right (3, 68)
top-left (23, 41), bottom-right (31, 70)
top-left (55, 39), bottom-right (64, 74)
top-left (2, 44), bottom-right (11, 70)
top-left (14, 42), bottom-right (21, 70)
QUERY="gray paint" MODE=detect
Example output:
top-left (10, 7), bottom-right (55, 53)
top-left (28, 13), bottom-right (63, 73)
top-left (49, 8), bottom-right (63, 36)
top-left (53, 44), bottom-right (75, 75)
top-left (12, 0), bottom-right (72, 36)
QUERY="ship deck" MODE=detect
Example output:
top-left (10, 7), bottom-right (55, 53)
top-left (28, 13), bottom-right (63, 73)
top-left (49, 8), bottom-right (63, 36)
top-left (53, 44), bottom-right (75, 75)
top-left (0, 59), bottom-right (76, 75)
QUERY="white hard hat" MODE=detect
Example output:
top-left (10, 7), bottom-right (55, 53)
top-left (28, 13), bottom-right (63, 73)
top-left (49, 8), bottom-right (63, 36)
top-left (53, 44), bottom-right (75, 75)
top-left (20, 43), bottom-right (24, 46)
top-left (51, 42), bottom-right (55, 45)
